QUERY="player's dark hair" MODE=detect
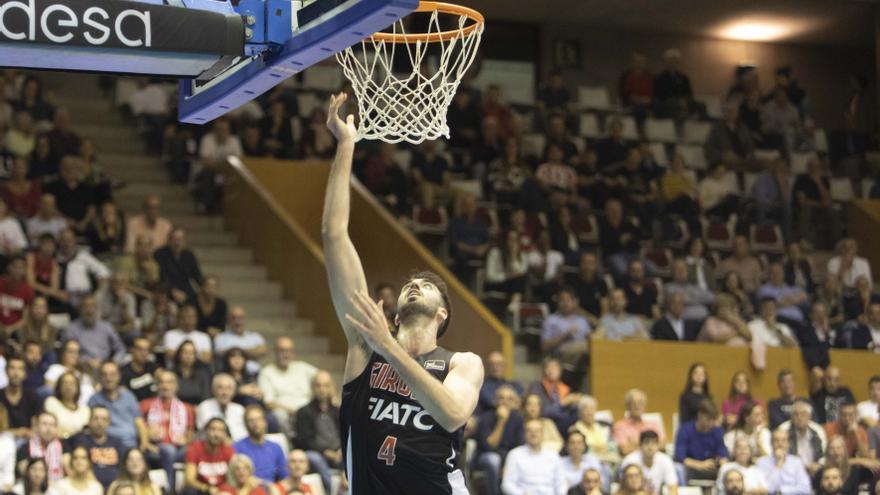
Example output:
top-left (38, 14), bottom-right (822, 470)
top-left (406, 270), bottom-right (451, 337)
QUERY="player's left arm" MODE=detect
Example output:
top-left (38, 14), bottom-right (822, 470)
top-left (346, 292), bottom-right (484, 432)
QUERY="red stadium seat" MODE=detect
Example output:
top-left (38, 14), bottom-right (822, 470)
top-left (750, 224), bottom-right (785, 255)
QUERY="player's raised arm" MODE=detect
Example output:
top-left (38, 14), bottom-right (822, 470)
top-left (322, 93), bottom-right (371, 378)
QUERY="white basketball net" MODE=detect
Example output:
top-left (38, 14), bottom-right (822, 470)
top-left (336, 8), bottom-right (483, 144)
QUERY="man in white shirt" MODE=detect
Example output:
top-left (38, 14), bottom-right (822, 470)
top-left (124, 194), bottom-right (172, 253)
top-left (501, 418), bottom-right (565, 495)
top-left (198, 117), bottom-right (243, 169)
top-left (747, 298), bottom-right (799, 348)
top-left (214, 305), bottom-right (267, 373)
top-left (857, 376), bottom-right (880, 427)
top-left (621, 430), bottom-right (678, 495)
top-left (163, 304), bottom-right (213, 363)
top-left (827, 238), bottom-right (872, 290)
top-left (257, 336), bottom-right (317, 436)
top-left (196, 373), bottom-right (247, 441)
top-left (56, 228), bottom-right (110, 307)
top-left (26, 194), bottom-right (68, 243)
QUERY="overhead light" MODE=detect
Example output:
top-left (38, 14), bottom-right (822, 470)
top-left (714, 16), bottom-right (814, 42)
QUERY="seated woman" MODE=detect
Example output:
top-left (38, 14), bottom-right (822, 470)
top-left (173, 340), bottom-right (213, 405)
top-left (698, 294), bottom-right (752, 347)
top-left (86, 202), bottom-right (126, 260)
top-left (1, 157), bottom-right (41, 217)
top-left (720, 271), bottom-right (755, 319)
top-left (723, 401), bottom-right (772, 458)
top-left (43, 372), bottom-right (90, 439)
top-left (715, 437), bottom-right (769, 495)
top-left (107, 449), bottom-right (162, 495)
top-left (570, 395), bottom-right (618, 465)
top-left (196, 275), bottom-right (227, 336)
top-left (43, 340), bottom-right (95, 406)
top-left (220, 455), bottom-right (276, 495)
top-left (54, 446), bottom-right (103, 495)
top-left (679, 362), bottom-right (712, 424)
top-left (484, 229), bottom-right (528, 305)
top-left (721, 372), bottom-right (762, 430)
top-left (223, 347), bottom-right (263, 407)
top-left (26, 234), bottom-right (69, 313)
top-left (521, 392), bottom-right (564, 453)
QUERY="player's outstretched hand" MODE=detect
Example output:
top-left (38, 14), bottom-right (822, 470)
top-left (345, 291), bottom-right (395, 354)
top-left (326, 92), bottom-right (357, 143)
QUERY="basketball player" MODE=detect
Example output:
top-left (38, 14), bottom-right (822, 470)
top-left (321, 93), bottom-right (484, 494)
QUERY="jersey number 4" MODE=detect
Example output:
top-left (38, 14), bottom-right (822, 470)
top-left (377, 435), bottom-right (397, 466)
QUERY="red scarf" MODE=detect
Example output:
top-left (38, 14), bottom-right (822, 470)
top-left (146, 397), bottom-right (189, 444)
top-left (29, 435), bottom-right (64, 481)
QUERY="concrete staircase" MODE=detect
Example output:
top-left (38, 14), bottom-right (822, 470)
top-left (46, 73), bottom-right (345, 384)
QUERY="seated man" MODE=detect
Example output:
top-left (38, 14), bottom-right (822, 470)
top-left (847, 301), bottom-right (880, 350)
top-left (756, 430), bottom-right (812, 495)
top-left (747, 298), bottom-right (799, 348)
top-left (826, 238), bottom-right (871, 291)
top-left (233, 405), bottom-right (288, 483)
top-left (213, 305), bottom-right (267, 372)
top-left (140, 370), bottom-right (195, 493)
top-left (62, 295), bottom-right (126, 368)
top-left (811, 366), bottom-right (856, 424)
top-left (779, 400), bottom-right (825, 476)
top-left (196, 374), bottom-right (247, 442)
top-left (293, 371), bottom-right (340, 495)
top-left (541, 286), bottom-right (591, 372)
top-left (823, 401), bottom-right (870, 458)
top-left (674, 399), bottom-right (728, 481)
top-left (258, 336), bottom-right (317, 437)
top-left (0, 356), bottom-right (42, 442)
top-left (72, 406), bottom-right (124, 490)
top-left (567, 468), bottom-right (603, 495)
top-left (275, 449), bottom-right (313, 494)
top-left (756, 262), bottom-right (808, 325)
top-left (94, 272), bottom-right (138, 343)
top-left (621, 431), bottom-right (679, 495)
top-left (612, 388), bottom-right (665, 456)
top-left (651, 292), bottom-right (699, 341)
top-left (767, 369), bottom-right (801, 430)
top-left (163, 304), bottom-right (213, 364)
top-left (664, 258), bottom-right (715, 322)
top-left (474, 385), bottom-right (524, 495)
top-left (16, 411), bottom-right (68, 482)
top-left (857, 375), bottom-right (880, 427)
top-left (622, 260), bottom-right (659, 320)
top-left (125, 195), bottom-right (172, 253)
top-left (596, 289), bottom-right (648, 341)
top-left (501, 418), bottom-right (565, 495)
top-left (717, 235), bottom-right (763, 294)
top-left (183, 417), bottom-right (234, 495)
top-left (121, 337), bottom-right (160, 402)
top-left (154, 227), bottom-right (204, 305)
top-left (703, 101), bottom-right (755, 170)
top-left (598, 199), bottom-right (643, 277)
top-left (792, 157), bottom-right (835, 249)
top-left (87, 361), bottom-right (150, 451)
top-left (566, 252), bottom-right (608, 319)
top-left (477, 351), bottom-right (523, 414)
top-left (447, 193), bottom-right (490, 282)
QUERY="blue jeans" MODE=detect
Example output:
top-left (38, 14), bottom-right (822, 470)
top-left (305, 450), bottom-right (333, 494)
top-left (473, 452), bottom-right (502, 495)
top-left (147, 444), bottom-right (187, 494)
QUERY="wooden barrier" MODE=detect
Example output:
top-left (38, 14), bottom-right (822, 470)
top-left (850, 200), bottom-right (880, 275)
top-left (223, 157), bottom-right (513, 370)
top-left (590, 339), bottom-right (880, 436)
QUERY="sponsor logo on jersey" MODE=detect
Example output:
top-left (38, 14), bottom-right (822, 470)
top-left (369, 362), bottom-right (414, 399)
top-left (367, 396), bottom-right (434, 431)
top-left (424, 360), bottom-right (446, 371)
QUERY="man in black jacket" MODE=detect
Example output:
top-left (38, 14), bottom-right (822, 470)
top-left (847, 301), bottom-right (880, 351)
top-left (294, 370), bottom-right (340, 494)
top-left (154, 227), bottom-right (203, 305)
top-left (650, 292), bottom-right (699, 341)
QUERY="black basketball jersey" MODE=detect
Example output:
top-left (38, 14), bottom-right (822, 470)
top-left (340, 346), bottom-right (468, 494)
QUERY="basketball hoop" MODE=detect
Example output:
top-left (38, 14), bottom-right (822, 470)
top-left (336, 1), bottom-right (484, 144)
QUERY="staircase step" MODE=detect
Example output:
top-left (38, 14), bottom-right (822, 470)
top-left (92, 136), bottom-right (148, 154)
top-left (186, 231), bottom-right (239, 247)
top-left (169, 215), bottom-right (225, 233)
top-left (60, 97), bottom-right (115, 117)
top-left (249, 317), bottom-right (314, 336)
top-left (298, 353), bottom-right (345, 372)
top-left (116, 196), bottom-right (193, 216)
top-left (202, 263), bottom-right (267, 279)
top-left (77, 124), bottom-right (139, 141)
top-left (102, 153), bottom-right (162, 169)
top-left (115, 183), bottom-right (190, 202)
top-left (220, 280), bottom-right (283, 300)
top-left (237, 300), bottom-right (296, 319)
top-left (192, 246), bottom-right (253, 263)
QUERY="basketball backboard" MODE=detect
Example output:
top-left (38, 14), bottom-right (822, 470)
top-left (0, 0), bottom-right (418, 123)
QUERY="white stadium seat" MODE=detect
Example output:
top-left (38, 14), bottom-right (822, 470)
top-left (675, 144), bottom-right (707, 170)
top-left (682, 120), bottom-right (711, 144)
top-left (578, 86), bottom-right (612, 110)
top-left (644, 118), bottom-right (678, 142)
top-left (579, 113), bottom-right (602, 138)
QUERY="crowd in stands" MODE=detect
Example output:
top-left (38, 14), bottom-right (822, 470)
top-left (471, 356), bottom-right (880, 495)
top-left (0, 70), bottom-right (344, 495)
top-left (0, 37), bottom-right (877, 495)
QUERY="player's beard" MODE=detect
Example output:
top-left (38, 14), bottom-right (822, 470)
top-left (397, 298), bottom-right (437, 327)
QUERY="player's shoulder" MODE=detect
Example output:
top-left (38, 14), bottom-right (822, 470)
top-left (449, 351), bottom-right (484, 374)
